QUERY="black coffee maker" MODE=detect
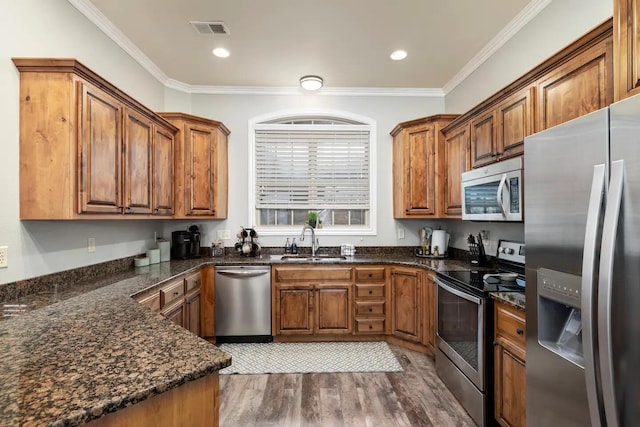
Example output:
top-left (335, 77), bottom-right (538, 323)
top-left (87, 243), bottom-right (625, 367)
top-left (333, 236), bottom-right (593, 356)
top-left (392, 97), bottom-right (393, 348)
top-left (171, 225), bottom-right (201, 259)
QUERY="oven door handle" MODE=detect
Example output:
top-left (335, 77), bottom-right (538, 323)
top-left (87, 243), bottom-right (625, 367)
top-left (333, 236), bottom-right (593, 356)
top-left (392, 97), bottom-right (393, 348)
top-left (435, 277), bottom-right (482, 305)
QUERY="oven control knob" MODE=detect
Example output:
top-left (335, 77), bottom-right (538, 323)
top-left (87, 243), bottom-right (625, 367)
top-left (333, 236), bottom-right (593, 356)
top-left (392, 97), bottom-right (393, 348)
top-left (506, 248), bottom-right (515, 255)
top-left (498, 247), bottom-right (505, 253)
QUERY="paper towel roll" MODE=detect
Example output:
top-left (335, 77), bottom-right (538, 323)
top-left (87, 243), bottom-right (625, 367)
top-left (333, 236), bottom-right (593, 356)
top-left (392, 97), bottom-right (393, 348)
top-left (157, 240), bottom-right (170, 262)
top-left (431, 230), bottom-right (449, 255)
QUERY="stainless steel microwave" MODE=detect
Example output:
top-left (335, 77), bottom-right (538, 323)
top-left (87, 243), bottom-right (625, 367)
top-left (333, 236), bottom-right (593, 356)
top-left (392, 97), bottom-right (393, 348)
top-left (461, 157), bottom-right (523, 221)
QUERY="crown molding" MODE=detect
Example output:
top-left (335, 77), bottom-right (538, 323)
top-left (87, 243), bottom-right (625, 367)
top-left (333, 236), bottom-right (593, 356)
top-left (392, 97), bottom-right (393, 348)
top-left (67, 0), bottom-right (170, 85)
top-left (442, 0), bottom-right (551, 95)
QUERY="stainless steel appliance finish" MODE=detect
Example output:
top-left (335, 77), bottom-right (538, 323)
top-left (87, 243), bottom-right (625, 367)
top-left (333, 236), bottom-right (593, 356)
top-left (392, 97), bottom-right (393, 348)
top-left (461, 157), bottom-right (523, 221)
top-left (214, 265), bottom-right (272, 342)
top-left (435, 240), bottom-right (525, 427)
top-left (525, 94), bottom-right (640, 426)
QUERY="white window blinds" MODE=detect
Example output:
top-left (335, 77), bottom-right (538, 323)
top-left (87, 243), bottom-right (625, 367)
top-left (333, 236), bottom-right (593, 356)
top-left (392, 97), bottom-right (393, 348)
top-left (254, 124), bottom-right (370, 210)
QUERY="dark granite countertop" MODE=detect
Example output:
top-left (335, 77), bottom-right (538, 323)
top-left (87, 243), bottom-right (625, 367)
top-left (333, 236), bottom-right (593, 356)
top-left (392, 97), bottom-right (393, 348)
top-left (0, 253), bottom-right (474, 426)
top-left (491, 291), bottom-right (526, 311)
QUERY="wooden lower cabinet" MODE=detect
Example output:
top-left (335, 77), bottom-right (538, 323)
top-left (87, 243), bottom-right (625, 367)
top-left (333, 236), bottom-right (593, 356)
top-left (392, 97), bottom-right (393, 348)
top-left (353, 266), bottom-right (387, 335)
top-left (185, 288), bottom-right (201, 337)
top-left (390, 267), bottom-right (423, 343)
top-left (162, 300), bottom-right (186, 328)
top-left (423, 272), bottom-right (436, 350)
top-left (275, 284), bottom-right (314, 334)
top-left (494, 301), bottom-right (526, 427)
top-left (316, 284), bottom-right (352, 334)
top-left (88, 373), bottom-right (219, 427)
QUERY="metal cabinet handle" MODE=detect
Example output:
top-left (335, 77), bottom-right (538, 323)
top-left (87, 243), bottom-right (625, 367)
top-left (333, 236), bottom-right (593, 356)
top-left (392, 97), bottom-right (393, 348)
top-left (497, 173), bottom-right (508, 217)
top-left (516, 328), bottom-right (523, 335)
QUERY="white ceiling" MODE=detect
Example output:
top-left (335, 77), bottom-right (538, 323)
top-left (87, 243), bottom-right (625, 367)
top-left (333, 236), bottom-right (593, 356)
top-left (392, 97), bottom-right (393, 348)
top-left (80, 0), bottom-right (543, 92)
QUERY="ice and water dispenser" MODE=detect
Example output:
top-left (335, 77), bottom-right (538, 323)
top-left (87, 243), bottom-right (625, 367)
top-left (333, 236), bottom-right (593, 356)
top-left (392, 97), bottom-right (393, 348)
top-left (537, 268), bottom-right (584, 367)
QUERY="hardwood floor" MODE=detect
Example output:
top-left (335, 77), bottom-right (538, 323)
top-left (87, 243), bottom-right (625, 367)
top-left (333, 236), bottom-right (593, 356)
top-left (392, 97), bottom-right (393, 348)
top-left (219, 344), bottom-right (475, 427)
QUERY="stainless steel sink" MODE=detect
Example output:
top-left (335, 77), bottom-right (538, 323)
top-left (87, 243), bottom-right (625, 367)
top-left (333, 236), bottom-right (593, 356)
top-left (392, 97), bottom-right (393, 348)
top-left (280, 254), bottom-right (347, 262)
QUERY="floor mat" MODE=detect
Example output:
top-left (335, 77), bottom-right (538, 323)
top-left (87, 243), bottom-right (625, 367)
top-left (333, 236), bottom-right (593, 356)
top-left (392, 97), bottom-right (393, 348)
top-left (217, 341), bottom-right (404, 375)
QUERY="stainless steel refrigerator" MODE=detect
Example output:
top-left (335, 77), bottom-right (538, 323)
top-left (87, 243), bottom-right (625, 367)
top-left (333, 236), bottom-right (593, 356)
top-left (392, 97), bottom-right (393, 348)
top-left (524, 94), bottom-right (640, 426)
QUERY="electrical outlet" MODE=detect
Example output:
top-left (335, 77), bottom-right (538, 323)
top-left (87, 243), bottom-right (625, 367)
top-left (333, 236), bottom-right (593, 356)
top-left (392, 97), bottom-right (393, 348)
top-left (480, 229), bottom-right (489, 241)
top-left (218, 229), bottom-right (231, 240)
top-left (154, 231), bottom-right (158, 241)
top-left (87, 237), bottom-right (96, 253)
top-left (397, 228), bottom-right (405, 239)
top-left (0, 246), bottom-right (8, 268)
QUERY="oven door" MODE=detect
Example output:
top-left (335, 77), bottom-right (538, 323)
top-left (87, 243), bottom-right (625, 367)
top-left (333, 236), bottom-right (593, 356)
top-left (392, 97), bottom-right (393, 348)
top-left (461, 169), bottom-right (523, 222)
top-left (436, 277), bottom-right (486, 391)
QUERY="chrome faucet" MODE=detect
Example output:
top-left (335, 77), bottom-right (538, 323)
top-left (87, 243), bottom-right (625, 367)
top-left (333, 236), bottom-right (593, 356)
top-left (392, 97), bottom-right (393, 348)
top-left (300, 225), bottom-right (319, 256)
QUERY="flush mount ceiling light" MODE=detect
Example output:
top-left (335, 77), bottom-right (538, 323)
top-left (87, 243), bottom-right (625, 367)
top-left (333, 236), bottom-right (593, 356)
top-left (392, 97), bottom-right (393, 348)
top-left (390, 50), bottom-right (408, 61)
top-left (212, 47), bottom-right (230, 58)
top-left (300, 75), bottom-right (323, 91)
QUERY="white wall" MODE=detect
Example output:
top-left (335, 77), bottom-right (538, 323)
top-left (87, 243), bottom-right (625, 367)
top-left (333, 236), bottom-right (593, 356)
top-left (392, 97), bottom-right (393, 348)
top-left (0, 0), bottom-right (166, 284)
top-left (162, 93), bottom-right (445, 250)
top-left (445, 0), bottom-right (612, 113)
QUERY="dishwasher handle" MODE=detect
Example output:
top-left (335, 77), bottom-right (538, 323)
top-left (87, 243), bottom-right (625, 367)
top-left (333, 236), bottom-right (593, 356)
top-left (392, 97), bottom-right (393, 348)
top-left (216, 270), bottom-right (270, 279)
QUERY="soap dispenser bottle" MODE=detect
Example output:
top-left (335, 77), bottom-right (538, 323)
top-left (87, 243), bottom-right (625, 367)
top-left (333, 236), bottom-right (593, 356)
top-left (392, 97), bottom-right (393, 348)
top-left (291, 238), bottom-right (298, 254)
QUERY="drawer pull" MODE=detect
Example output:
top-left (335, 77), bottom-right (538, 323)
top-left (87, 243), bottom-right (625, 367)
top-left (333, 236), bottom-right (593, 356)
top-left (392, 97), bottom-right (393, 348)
top-left (173, 292), bottom-right (180, 296)
top-left (369, 325), bottom-right (373, 329)
top-left (368, 273), bottom-right (373, 277)
top-left (368, 308), bottom-right (373, 312)
top-left (516, 328), bottom-right (524, 335)
top-left (368, 290), bottom-right (373, 295)
top-left (493, 341), bottom-right (498, 347)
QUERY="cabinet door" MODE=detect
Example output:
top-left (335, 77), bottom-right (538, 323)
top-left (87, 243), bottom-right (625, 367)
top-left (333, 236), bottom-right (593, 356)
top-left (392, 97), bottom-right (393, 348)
top-left (152, 125), bottom-right (175, 215)
top-left (405, 124), bottom-right (436, 215)
top-left (185, 124), bottom-right (215, 216)
top-left (123, 108), bottom-right (153, 214)
top-left (443, 122), bottom-right (470, 217)
top-left (615, 0), bottom-right (640, 100)
top-left (537, 38), bottom-right (612, 131)
top-left (315, 284), bottom-right (353, 334)
top-left (161, 301), bottom-right (185, 328)
top-left (470, 111), bottom-right (498, 168)
top-left (494, 340), bottom-right (526, 427)
top-left (185, 289), bottom-right (201, 336)
top-left (390, 268), bottom-right (422, 343)
top-left (497, 87), bottom-right (534, 161)
top-left (423, 274), bottom-right (436, 349)
top-left (276, 285), bottom-right (313, 335)
top-left (78, 83), bottom-right (123, 214)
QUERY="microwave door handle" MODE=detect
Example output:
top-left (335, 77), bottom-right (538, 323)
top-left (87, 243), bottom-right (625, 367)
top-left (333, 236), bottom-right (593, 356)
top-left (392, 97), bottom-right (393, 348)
top-left (599, 159), bottom-right (624, 427)
top-left (581, 163), bottom-right (606, 427)
top-left (497, 173), bottom-right (508, 217)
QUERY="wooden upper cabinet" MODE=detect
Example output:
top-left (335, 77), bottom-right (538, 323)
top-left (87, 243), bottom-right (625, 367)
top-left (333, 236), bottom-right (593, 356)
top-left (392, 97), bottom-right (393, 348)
top-left (537, 30), bottom-right (613, 131)
top-left (152, 126), bottom-right (175, 215)
top-left (614, 0), bottom-right (640, 100)
top-left (159, 113), bottom-right (230, 219)
top-left (443, 121), bottom-right (470, 217)
top-left (78, 82), bottom-right (123, 214)
top-left (470, 110), bottom-right (498, 168)
top-left (390, 115), bottom-right (456, 218)
top-left (123, 108), bottom-right (153, 214)
top-left (497, 86), bottom-right (534, 160)
top-left (13, 58), bottom-right (178, 220)
top-left (471, 86), bottom-right (534, 169)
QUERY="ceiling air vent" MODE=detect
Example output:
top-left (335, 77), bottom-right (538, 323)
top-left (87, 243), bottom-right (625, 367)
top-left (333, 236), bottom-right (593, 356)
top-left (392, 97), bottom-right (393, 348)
top-left (190, 21), bottom-right (230, 35)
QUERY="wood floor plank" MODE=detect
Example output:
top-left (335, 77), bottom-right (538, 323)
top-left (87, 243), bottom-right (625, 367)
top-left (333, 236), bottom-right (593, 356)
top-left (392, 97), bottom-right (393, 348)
top-left (219, 344), bottom-right (475, 427)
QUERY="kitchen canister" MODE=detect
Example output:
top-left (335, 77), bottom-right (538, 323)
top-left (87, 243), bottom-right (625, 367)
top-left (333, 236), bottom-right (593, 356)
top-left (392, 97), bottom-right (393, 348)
top-left (134, 256), bottom-right (150, 267)
top-left (157, 239), bottom-right (171, 262)
top-left (146, 248), bottom-right (160, 265)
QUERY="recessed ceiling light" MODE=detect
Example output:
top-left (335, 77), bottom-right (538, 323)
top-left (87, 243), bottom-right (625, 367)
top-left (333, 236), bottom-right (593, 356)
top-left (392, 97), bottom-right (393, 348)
top-left (300, 75), bottom-right (323, 91)
top-left (212, 47), bottom-right (230, 58)
top-left (390, 50), bottom-right (408, 61)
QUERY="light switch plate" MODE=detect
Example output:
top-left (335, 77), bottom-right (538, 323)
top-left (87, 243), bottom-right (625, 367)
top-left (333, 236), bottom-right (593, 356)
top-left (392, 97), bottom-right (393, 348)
top-left (87, 237), bottom-right (96, 253)
top-left (0, 246), bottom-right (7, 268)
top-left (397, 228), bottom-right (405, 239)
top-left (218, 229), bottom-right (231, 240)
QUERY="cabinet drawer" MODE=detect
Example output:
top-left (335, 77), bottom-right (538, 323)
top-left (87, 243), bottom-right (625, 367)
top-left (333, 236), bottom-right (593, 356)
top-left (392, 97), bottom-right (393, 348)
top-left (355, 283), bottom-right (385, 299)
top-left (355, 301), bottom-right (385, 316)
top-left (160, 280), bottom-right (185, 307)
top-left (184, 271), bottom-right (201, 292)
top-left (495, 302), bottom-right (526, 350)
top-left (354, 267), bottom-right (385, 282)
top-left (355, 319), bottom-right (385, 333)
top-left (136, 291), bottom-right (160, 312)
top-left (274, 267), bottom-right (353, 282)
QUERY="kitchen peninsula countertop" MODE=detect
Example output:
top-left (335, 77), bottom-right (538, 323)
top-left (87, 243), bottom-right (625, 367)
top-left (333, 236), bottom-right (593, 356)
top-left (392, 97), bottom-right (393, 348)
top-left (0, 253), bottom-right (478, 426)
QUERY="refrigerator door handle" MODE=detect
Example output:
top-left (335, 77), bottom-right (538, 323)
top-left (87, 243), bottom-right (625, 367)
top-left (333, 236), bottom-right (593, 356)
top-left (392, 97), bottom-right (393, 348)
top-left (497, 173), bottom-right (508, 217)
top-left (581, 163), bottom-right (606, 427)
top-left (599, 159), bottom-right (624, 427)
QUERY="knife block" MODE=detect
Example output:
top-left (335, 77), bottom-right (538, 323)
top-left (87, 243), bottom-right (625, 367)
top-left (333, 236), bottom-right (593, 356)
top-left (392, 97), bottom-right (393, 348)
top-left (468, 242), bottom-right (487, 266)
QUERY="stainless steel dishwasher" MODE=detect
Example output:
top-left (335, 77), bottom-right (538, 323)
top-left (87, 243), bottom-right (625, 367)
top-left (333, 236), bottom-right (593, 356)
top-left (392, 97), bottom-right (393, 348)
top-left (214, 265), bottom-right (272, 343)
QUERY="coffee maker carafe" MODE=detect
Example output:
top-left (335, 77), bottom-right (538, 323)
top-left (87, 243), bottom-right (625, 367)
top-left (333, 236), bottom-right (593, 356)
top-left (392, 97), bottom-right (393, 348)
top-left (188, 225), bottom-right (201, 258)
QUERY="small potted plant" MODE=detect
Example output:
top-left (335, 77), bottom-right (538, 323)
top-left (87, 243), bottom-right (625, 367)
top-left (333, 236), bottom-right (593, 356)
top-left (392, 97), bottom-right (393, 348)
top-left (307, 211), bottom-right (318, 228)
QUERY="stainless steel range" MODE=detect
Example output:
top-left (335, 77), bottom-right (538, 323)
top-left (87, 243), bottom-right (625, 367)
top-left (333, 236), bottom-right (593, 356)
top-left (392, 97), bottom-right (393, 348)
top-left (435, 240), bottom-right (525, 426)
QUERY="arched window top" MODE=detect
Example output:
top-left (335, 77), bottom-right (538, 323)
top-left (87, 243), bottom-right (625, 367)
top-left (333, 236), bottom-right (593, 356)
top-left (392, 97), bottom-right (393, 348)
top-left (260, 115), bottom-right (365, 125)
